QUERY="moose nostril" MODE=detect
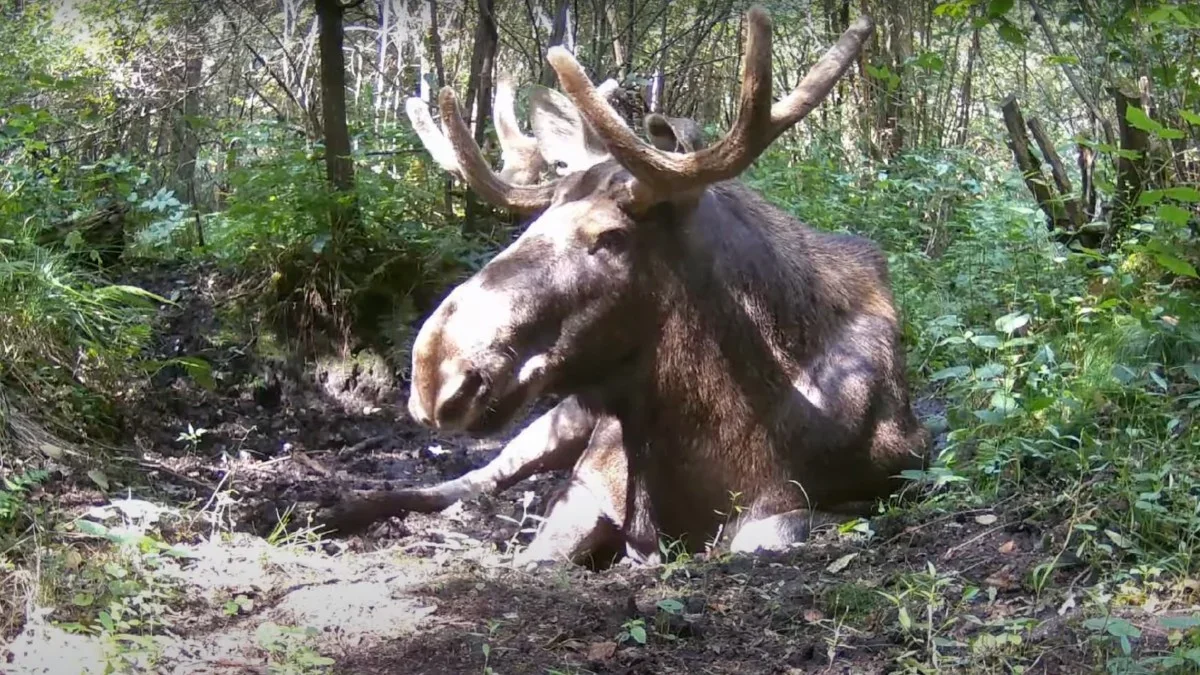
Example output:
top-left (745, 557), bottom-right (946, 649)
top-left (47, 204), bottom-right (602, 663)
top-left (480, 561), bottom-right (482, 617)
top-left (433, 368), bottom-right (485, 426)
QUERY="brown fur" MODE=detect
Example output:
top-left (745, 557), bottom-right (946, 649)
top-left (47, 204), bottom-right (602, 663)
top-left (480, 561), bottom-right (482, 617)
top-left (407, 7), bottom-right (930, 562)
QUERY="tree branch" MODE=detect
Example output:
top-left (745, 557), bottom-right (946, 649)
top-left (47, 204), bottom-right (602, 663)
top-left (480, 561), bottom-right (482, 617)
top-left (1028, 0), bottom-right (1114, 146)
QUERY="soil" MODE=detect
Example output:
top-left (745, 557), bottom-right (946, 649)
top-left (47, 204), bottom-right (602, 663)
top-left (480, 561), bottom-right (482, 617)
top-left (1, 261), bottom-right (1172, 674)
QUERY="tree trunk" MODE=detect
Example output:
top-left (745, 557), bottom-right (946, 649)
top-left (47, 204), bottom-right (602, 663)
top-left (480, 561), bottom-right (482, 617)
top-left (316, 0), bottom-right (358, 238)
top-left (463, 0), bottom-right (498, 142)
top-left (374, 0), bottom-right (390, 124)
top-left (1027, 117), bottom-right (1083, 231)
top-left (462, 0), bottom-right (498, 231)
top-left (606, 4), bottom-right (626, 81)
top-left (1106, 88), bottom-right (1150, 248)
top-left (1077, 134), bottom-right (1096, 222)
top-left (428, 0), bottom-right (447, 89)
top-left (541, 0), bottom-right (572, 86)
top-left (426, 0), bottom-right (452, 217)
top-left (177, 51), bottom-right (204, 245)
top-left (1001, 94), bottom-right (1066, 232)
top-left (954, 26), bottom-right (979, 146)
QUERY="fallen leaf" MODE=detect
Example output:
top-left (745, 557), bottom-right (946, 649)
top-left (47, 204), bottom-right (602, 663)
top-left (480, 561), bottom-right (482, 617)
top-left (1058, 592), bottom-right (1076, 616)
top-left (984, 565), bottom-right (1019, 590)
top-left (587, 641), bottom-right (617, 661)
top-left (999, 540), bottom-right (1016, 554)
top-left (826, 552), bottom-right (858, 574)
top-left (87, 469), bottom-right (110, 491)
top-left (975, 514), bottom-right (998, 525)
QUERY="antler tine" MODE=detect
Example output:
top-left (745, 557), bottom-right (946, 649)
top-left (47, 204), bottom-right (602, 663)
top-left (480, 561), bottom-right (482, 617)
top-left (547, 6), bottom-right (873, 198)
top-left (405, 96), bottom-right (462, 176)
top-left (436, 87), bottom-right (556, 213)
top-left (770, 16), bottom-right (874, 131)
top-left (493, 74), bottom-right (538, 159)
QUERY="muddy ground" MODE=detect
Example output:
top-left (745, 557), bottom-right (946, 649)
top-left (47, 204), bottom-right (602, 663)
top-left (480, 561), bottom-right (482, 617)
top-left (2, 262), bottom-right (1172, 674)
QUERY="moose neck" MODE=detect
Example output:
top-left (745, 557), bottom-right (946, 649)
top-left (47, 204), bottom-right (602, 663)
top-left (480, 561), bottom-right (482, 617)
top-left (648, 181), bottom-right (856, 402)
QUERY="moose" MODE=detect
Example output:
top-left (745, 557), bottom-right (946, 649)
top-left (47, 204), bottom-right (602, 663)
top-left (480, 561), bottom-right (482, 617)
top-left (331, 6), bottom-right (931, 567)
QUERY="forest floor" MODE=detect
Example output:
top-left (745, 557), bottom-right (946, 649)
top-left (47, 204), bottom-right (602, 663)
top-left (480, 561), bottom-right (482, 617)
top-left (1, 262), bottom-right (1183, 674)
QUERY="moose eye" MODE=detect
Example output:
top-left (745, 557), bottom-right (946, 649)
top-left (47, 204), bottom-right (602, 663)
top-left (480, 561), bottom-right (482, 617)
top-left (590, 228), bottom-right (628, 255)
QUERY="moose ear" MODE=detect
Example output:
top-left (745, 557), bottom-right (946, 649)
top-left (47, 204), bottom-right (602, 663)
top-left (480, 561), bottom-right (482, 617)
top-left (644, 113), bottom-right (705, 153)
top-left (528, 85), bottom-right (610, 175)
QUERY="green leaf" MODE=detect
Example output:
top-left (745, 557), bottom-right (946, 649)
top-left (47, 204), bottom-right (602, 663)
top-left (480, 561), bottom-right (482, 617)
top-left (1027, 396), bottom-right (1056, 412)
top-left (987, 0), bottom-right (1014, 17)
top-left (990, 391), bottom-right (1019, 414)
top-left (1105, 529), bottom-right (1134, 549)
top-left (974, 362), bottom-right (1006, 380)
top-left (1154, 127), bottom-right (1186, 140)
top-left (100, 284), bottom-right (172, 306)
top-left (173, 356), bottom-right (216, 390)
top-left (1180, 110), bottom-right (1200, 126)
top-left (914, 52), bottom-right (945, 71)
top-left (1138, 189), bottom-right (1167, 206)
top-left (1160, 616), bottom-right (1200, 630)
top-left (996, 20), bottom-right (1026, 45)
top-left (1157, 204), bottom-right (1192, 227)
top-left (656, 599), bottom-right (685, 614)
top-left (629, 624), bottom-right (647, 644)
top-left (1125, 105), bottom-right (1161, 133)
top-left (970, 334), bottom-right (1003, 349)
top-left (74, 519), bottom-right (109, 537)
top-left (71, 592), bottom-right (95, 607)
top-left (995, 312), bottom-right (1030, 335)
top-left (1149, 251), bottom-right (1198, 278)
top-left (87, 469), bottom-right (109, 491)
top-left (1164, 187), bottom-right (1200, 203)
top-left (1045, 54), bottom-right (1080, 66)
top-left (929, 365), bottom-right (970, 382)
top-left (934, 1), bottom-right (974, 18)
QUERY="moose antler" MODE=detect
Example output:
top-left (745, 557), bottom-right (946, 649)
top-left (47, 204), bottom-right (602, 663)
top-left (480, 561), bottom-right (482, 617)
top-left (409, 76), bottom-right (625, 212)
top-left (546, 6), bottom-right (874, 196)
top-left (436, 88), bottom-right (558, 213)
top-left (406, 75), bottom-right (537, 179)
top-left (406, 96), bottom-right (462, 176)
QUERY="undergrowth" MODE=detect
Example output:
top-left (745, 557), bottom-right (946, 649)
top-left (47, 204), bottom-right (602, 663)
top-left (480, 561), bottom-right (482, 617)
top-left (749, 143), bottom-right (1200, 671)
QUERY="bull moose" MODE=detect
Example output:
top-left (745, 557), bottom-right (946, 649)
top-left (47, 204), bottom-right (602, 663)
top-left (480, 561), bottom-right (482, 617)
top-left (331, 6), bottom-right (931, 566)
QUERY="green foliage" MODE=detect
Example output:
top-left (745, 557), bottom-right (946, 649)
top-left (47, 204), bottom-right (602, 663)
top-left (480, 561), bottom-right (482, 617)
top-left (750, 140), bottom-right (1200, 593)
top-left (0, 469), bottom-right (50, 526)
top-left (0, 241), bottom-right (162, 436)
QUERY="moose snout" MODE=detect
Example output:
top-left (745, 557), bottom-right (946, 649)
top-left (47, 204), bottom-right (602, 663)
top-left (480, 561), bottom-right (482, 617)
top-left (407, 360), bottom-right (488, 431)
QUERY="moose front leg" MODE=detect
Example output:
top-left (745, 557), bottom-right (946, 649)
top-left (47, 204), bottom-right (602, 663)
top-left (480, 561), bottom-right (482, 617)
top-left (514, 417), bottom-right (629, 567)
top-left (319, 396), bottom-right (600, 534)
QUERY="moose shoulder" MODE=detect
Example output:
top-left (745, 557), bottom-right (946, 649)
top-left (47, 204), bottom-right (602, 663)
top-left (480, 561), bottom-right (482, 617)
top-left (408, 6), bottom-right (931, 558)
